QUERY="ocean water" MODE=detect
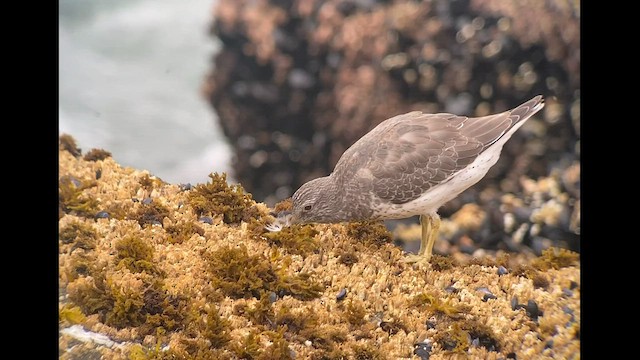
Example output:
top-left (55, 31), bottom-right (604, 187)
top-left (59, 0), bottom-right (232, 185)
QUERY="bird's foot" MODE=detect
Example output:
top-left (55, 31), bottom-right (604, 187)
top-left (401, 253), bottom-right (432, 267)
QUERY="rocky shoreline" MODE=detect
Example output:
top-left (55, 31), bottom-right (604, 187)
top-left (59, 136), bottom-right (579, 359)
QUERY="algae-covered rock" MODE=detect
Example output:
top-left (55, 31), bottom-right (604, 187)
top-left (59, 135), bottom-right (579, 359)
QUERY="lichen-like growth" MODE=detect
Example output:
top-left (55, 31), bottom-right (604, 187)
top-left (165, 222), bottom-right (205, 244)
top-left (59, 221), bottom-right (97, 250)
top-left (202, 307), bottom-right (231, 348)
top-left (511, 255), bottom-right (550, 289)
top-left (411, 291), bottom-right (501, 355)
top-left (207, 245), bottom-right (323, 300)
top-left (346, 221), bottom-right (393, 248)
top-left (127, 344), bottom-right (159, 360)
top-left (257, 330), bottom-right (294, 360)
top-left (187, 173), bottom-right (259, 224)
top-left (276, 269), bottom-right (325, 301)
top-left (341, 299), bottom-right (367, 326)
top-left (351, 342), bottom-right (384, 360)
top-left (229, 331), bottom-right (262, 359)
top-left (65, 252), bottom-right (99, 281)
top-left (261, 224), bottom-right (319, 256)
top-left (227, 330), bottom-right (294, 360)
top-left (429, 254), bottom-right (458, 271)
top-left (59, 175), bottom-right (100, 217)
top-left (246, 292), bottom-right (276, 326)
top-left (273, 198), bottom-right (292, 212)
top-left (139, 173), bottom-right (164, 191)
top-left (531, 247), bottom-right (579, 270)
top-left (410, 293), bottom-right (465, 318)
top-left (130, 343), bottom-right (231, 360)
top-left (302, 324), bottom-right (348, 353)
top-left (469, 253), bottom-right (510, 268)
top-left (60, 133), bottom-right (81, 157)
top-left (207, 244), bottom-right (278, 299)
top-left (511, 264), bottom-right (543, 284)
top-left (67, 274), bottom-right (114, 322)
top-left (436, 322), bottom-right (470, 353)
top-left (67, 272), bottom-right (186, 332)
top-left (275, 303), bottom-right (318, 334)
top-left (532, 272), bottom-right (550, 289)
top-left (59, 304), bottom-right (86, 325)
top-left (380, 319), bottom-right (407, 335)
top-left (83, 148), bottom-right (112, 162)
top-left (134, 202), bottom-right (171, 227)
top-left (338, 250), bottom-right (359, 266)
top-left (245, 298), bottom-right (348, 355)
top-left (245, 295), bottom-right (346, 353)
top-left (106, 282), bottom-right (146, 327)
top-left (138, 283), bottom-right (188, 336)
top-left (115, 235), bottom-right (161, 274)
top-left (103, 200), bottom-right (132, 221)
top-left (433, 319), bottom-right (501, 354)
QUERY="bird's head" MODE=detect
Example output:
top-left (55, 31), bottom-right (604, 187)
top-left (265, 176), bottom-right (340, 232)
top-left (287, 176), bottom-right (339, 224)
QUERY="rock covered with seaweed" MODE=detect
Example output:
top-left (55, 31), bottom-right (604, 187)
top-left (59, 135), bottom-right (579, 359)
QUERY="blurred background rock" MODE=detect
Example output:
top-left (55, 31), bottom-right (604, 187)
top-left (203, 0), bottom-right (580, 254)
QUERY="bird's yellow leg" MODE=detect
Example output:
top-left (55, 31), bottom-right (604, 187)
top-left (402, 213), bottom-right (440, 264)
top-left (420, 213), bottom-right (440, 260)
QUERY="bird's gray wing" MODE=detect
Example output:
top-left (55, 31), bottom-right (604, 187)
top-left (334, 96), bottom-right (544, 205)
top-left (366, 112), bottom-right (485, 204)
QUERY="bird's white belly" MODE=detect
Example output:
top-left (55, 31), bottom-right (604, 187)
top-left (373, 124), bottom-right (524, 219)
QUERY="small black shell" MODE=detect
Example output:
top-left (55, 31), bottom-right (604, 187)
top-left (413, 341), bottom-right (432, 360)
top-left (199, 216), bottom-right (214, 225)
top-left (95, 211), bottom-right (109, 219)
top-left (336, 288), bottom-right (347, 301)
top-left (526, 299), bottom-right (540, 320)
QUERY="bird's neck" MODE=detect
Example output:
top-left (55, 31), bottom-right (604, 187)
top-left (322, 173), bottom-right (370, 221)
top-left (321, 174), bottom-right (342, 203)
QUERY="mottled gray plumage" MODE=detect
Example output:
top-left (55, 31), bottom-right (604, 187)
top-left (285, 96), bottom-right (544, 228)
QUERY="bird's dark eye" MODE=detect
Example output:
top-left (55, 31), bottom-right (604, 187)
top-left (303, 205), bottom-right (312, 211)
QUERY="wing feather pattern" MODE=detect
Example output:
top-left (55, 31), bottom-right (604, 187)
top-left (331, 96), bottom-right (544, 204)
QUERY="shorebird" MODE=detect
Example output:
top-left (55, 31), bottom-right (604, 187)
top-left (267, 96), bottom-right (545, 263)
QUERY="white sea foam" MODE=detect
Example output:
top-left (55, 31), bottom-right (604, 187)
top-left (59, 0), bottom-right (228, 185)
top-left (60, 325), bottom-right (120, 349)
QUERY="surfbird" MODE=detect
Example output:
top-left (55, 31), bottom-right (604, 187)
top-left (267, 96), bottom-right (545, 263)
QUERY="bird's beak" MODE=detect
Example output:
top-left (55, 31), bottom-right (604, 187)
top-left (264, 210), bottom-right (296, 232)
top-left (276, 210), bottom-right (294, 227)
